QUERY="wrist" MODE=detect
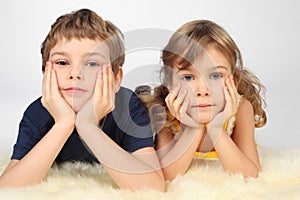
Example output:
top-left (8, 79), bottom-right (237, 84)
top-left (207, 126), bottom-right (225, 145)
top-left (53, 122), bottom-right (75, 133)
top-left (75, 119), bottom-right (98, 128)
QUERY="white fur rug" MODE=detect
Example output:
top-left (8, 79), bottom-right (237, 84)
top-left (0, 146), bottom-right (300, 200)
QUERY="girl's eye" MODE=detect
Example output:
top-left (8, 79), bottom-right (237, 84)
top-left (86, 61), bottom-right (100, 67)
top-left (55, 60), bottom-right (69, 66)
top-left (182, 75), bottom-right (194, 81)
top-left (209, 72), bottom-right (223, 80)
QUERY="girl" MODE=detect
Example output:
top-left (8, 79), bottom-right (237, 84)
top-left (139, 20), bottom-right (267, 180)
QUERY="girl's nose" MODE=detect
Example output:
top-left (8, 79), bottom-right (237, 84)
top-left (196, 91), bottom-right (210, 97)
top-left (195, 78), bottom-right (210, 97)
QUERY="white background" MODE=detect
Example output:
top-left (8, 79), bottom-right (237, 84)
top-left (0, 0), bottom-right (299, 155)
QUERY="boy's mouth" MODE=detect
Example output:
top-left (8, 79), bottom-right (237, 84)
top-left (63, 87), bottom-right (87, 95)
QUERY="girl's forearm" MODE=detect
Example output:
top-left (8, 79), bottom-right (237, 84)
top-left (212, 131), bottom-right (260, 178)
top-left (158, 127), bottom-right (204, 180)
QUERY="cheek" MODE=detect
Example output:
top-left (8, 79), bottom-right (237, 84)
top-left (54, 70), bottom-right (66, 87)
top-left (207, 80), bottom-right (225, 106)
top-left (85, 72), bottom-right (99, 90)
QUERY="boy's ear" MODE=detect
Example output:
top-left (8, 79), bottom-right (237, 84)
top-left (114, 67), bottom-right (123, 93)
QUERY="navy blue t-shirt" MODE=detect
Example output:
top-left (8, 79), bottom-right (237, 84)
top-left (11, 87), bottom-right (154, 163)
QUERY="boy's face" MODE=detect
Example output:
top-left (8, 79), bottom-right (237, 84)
top-left (171, 45), bottom-right (231, 123)
top-left (49, 38), bottom-right (117, 112)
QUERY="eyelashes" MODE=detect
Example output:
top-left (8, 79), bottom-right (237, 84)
top-left (52, 60), bottom-right (105, 68)
top-left (181, 72), bottom-right (224, 82)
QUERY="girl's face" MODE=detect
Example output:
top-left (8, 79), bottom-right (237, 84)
top-left (49, 38), bottom-right (111, 112)
top-left (171, 45), bottom-right (232, 124)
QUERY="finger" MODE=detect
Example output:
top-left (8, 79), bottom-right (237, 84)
top-left (107, 64), bottom-right (115, 108)
top-left (225, 78), bottom-right (236, 107)
top-left (44, 62), bottom-right (52, 99)
top-left (50, 67), bottom-right (59, 96)
top-left (230, 75), bottom-right (238, 95)
top-left (94, 70), bottom-right (102, 98)
top-left (173, 88), bottom-right (187, 115)
top-left (103, 64), bottom-right (113, 110)
top-left (223, 86), bottom-right (231, 105)
top-left (165, 94), bottom-right (176, 117)
top-left (223, 86), bottom-right (235, 119)
top-left (42, 63), bottom-right (48, 99)
top-left (179, 96), bottom-right (189, 116)
top-left (102, 64), bottom-right (109, 99)
top-left (169, 84), bottom-right (181, 96)
top-left (165, 88), bottom-right (179, 116)
top-left (227, 76), bottom-right (238, 100)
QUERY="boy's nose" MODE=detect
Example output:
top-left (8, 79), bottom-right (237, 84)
top-left (68, 66), bottom-right (84, 80)
top-left (68, 74), bottom-right (84, 80)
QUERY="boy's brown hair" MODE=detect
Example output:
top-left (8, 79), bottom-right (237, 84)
top-left (40, 8), bottom-right (125, 75)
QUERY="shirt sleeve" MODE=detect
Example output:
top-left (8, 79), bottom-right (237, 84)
top-left (11, 115), bottom-right (42, 160)
top-left (11, 97), bottom-right (53, 160)
top-left (111, 88), bottom-right (155, 153)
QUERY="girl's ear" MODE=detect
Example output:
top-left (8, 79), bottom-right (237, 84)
top-left (114, 66), bottom-right (123, 93)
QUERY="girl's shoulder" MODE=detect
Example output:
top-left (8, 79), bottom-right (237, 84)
top-left (226, 94), bottom-right (255, 135)
top-left (237, 96), bottom-right (254, 115)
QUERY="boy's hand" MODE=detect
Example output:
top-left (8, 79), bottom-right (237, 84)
top-left (41, 62), bottom-right (75, 125)
top-left (76, 65), bottom-right (115, 126)
top-left (165, 84), bottom-right (201, 129)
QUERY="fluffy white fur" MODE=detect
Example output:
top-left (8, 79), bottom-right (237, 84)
top-left (0, 146), bottom-right (300, 199)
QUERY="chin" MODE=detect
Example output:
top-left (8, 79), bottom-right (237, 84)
top-left (67, 97), bottom-right (90, 113)
top-left (198, 118), bottom-right (212, 124)
top-left (67, 101), bottom-right (84, 113)
top-left (72, 102), bottom-right (87, 113)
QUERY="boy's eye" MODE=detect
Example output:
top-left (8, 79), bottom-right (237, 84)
top-left (209, 72), bottom-right (223, 80)
top-left (55, 60), bottom-right (69, 66)
top-left (182, 75), bottom-right (194, 81)
top-left (86, 61), bottom-right (101, 67)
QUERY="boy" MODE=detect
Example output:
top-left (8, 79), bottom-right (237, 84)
top-left (0, 8), bottom-right (164, 191)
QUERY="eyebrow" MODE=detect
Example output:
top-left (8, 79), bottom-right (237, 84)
top-left (212, 65), bottom-right (229, 71)
top-left (49, 52), bottom-right (108, 61)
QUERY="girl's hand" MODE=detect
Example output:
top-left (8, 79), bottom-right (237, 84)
top-left (76, 64), bottom-right (115, 126)
top-left (165, 84), bottom-right (200, 129)
top-left (41, 62), bottom-right (75, 125)
top-left (223, 75), bottom-right (239, 120)
top-left (206, 75), bottom-right (239, 144)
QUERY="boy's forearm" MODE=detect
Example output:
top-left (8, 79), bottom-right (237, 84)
top-left (0, 123), bottom-right (74, 187)
top-left (76, 123), bottom-right (165, 191)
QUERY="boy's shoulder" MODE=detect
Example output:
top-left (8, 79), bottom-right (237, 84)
top-left (116, 86), bottom-right (135, 97)
top-left (115, 86), bottom-right (143, 109)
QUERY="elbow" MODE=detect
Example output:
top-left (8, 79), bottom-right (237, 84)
top-left (243, 166), bottom-right (261, 179)
top-left (162, 169), bottom-right (181, 181)
top-left (0, 175), bottom-right (4, 188)
top-left (154, 172), bottom-right (166, 192)
top-left (244, 171), bottom-right (259, 179)
top-left (156, 179), bottom-right (166, 192)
